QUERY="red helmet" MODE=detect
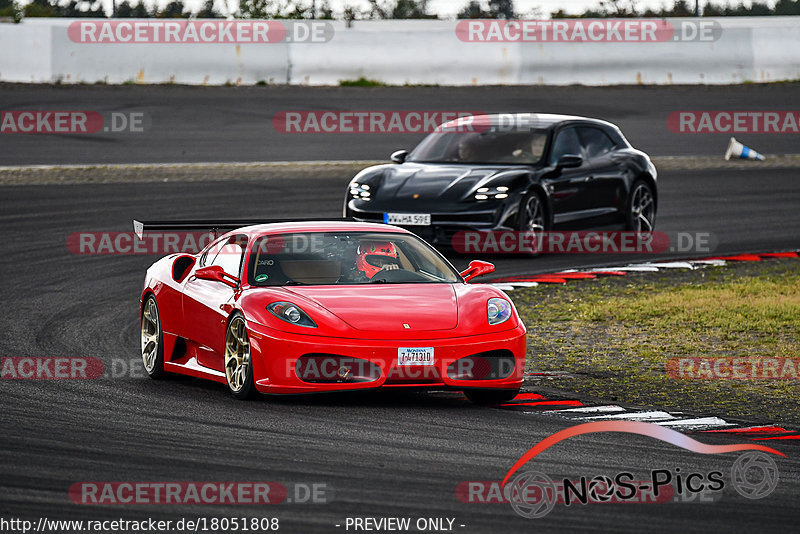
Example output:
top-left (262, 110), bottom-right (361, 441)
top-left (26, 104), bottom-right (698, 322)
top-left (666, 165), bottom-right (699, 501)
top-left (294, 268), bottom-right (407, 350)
top-left (357, 241), bottom-right (399, 279)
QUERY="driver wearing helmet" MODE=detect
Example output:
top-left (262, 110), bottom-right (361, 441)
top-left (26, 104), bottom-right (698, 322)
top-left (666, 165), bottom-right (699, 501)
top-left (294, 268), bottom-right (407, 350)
top-left (356, 241), bottom-right (401, 279)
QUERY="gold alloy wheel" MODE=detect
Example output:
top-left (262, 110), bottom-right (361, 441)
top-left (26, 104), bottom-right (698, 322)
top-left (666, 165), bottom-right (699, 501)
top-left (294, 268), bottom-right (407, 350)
top-left (224, 316), bottom-right (251, 393)
top-left (141, 297), bottom-right (160, 374)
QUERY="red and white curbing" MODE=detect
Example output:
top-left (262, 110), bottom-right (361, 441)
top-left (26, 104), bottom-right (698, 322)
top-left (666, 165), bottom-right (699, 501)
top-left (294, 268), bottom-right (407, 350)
top-left (703, 425), bottom-right (800, 441)
top-left (498, 392), bottom-right (799, 438)
top-left (487, 250), bottom-right (800, 290)
top-left (495, 251), bottom-right (800, 438)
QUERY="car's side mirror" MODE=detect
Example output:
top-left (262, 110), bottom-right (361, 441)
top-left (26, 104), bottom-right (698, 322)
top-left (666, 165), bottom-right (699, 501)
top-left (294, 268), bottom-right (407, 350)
top-left (556, 154), bottom-right (583, 169)
top-left (195, 265), bottom-right (239, 288)
top-left (460, 260), bottom-right (495, 283)
top-left (390, 150), bottom-right (408, 164)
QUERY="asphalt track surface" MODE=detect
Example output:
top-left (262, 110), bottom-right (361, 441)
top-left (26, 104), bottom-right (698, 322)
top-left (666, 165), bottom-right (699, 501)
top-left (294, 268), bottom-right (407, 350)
top-left (2, 168), bottom-right (800, 533)
top-left (2, 83), bottom-right (800, 165)
top-left (1, 85), bottom-right (799, 532)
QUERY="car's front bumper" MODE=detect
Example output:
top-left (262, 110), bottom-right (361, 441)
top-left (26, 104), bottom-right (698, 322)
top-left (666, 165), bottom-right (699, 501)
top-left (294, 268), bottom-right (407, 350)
top-left (246, 321), bottom-right (527, 395)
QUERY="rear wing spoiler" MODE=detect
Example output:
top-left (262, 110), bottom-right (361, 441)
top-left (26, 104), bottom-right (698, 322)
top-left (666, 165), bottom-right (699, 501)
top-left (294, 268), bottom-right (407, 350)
top-left (133, 219), bottom-right (350, 239)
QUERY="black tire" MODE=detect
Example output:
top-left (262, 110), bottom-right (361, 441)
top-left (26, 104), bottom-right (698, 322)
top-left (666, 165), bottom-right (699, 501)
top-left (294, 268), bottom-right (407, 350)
top-left (465, 388), bottom-right (520, 406)
top-left (625, 180), bottom-right (657, 232)
top-left (517, 191), bottom-right (549, 255)
top-left (224, 313), bottom-right (257, 400)
top-left (140, 295), bottom-right (165, 379)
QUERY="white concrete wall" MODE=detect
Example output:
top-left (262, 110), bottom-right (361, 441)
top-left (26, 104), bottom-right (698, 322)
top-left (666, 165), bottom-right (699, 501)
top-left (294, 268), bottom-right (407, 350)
top-left (1, 17), bottom-right (799, 85)
top-left (0, 22), bottom-right (52, 82)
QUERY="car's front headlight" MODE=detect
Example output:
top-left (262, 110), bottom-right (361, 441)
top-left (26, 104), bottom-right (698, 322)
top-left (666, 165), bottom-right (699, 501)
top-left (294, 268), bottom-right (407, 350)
top-left (267, 302), bottom-right (317, 328)
top-left (474, 185), bottom-right (509, 201)
top-left (487, 297), bottom-right (512, 325)
top-left (349, 182), bottom-right (372, 201)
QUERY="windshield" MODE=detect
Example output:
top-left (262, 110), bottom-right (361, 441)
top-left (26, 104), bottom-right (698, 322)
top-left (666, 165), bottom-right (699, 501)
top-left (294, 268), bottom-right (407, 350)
top-left (247, 232), bottom-right (462, 286)
top-left (407, 129), bottom-right (549, 165)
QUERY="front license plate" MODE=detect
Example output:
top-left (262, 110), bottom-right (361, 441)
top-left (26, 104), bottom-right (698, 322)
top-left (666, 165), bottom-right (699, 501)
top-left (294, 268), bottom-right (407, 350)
top-left (384, 213), bottom-right (431, 226)
top-left (398, 347), bottom-right (435, 366)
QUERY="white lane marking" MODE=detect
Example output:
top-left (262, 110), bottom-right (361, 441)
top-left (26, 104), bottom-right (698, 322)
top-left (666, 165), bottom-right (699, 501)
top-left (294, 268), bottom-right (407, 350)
top-left (545, 405), bottom-right (626, 414)
top-left (491, 284), bottom-right (516, 291)
top-left (582, 410), bottom-right (677, 422)
top-left (656, 417), bottom-right (733, 430)
top-left (647, 261), bottom-right (697, 270)
top-left (690, 259), bottom-right (727, 266)
top-left (541, 404), bottom-right (737, 431)
top-left (507, 257), bottom-right (733, 287)
top-left (608, 266), bottom-right (662, 272)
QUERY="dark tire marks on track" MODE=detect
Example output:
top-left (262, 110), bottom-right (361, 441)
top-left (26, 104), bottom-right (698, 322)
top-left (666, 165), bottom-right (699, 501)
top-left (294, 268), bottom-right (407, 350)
top-left (2, 83), bottom-right (800, 165)
top-left (1, 167), bottom-right (799, 532)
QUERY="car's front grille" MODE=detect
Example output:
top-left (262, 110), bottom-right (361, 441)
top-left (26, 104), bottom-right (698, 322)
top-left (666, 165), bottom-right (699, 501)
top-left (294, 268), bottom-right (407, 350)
top-left (446, 350), bottom-right (516, 380)
top-left (295, 354), bottom-right (381, 383)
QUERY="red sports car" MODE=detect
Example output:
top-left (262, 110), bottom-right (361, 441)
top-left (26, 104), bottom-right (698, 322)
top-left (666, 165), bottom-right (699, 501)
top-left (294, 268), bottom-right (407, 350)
top-left (138, 221), bottom-right (526, 404)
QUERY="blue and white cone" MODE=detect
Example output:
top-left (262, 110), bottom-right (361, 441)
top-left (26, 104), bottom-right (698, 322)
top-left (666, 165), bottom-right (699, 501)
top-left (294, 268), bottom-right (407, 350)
top-left (724, 137), bottom-right (765, 161)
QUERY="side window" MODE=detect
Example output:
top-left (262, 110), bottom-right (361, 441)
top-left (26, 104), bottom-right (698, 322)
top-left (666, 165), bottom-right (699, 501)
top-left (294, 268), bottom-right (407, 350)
top-left (578, 127), bottom-right (616, 159)
top-left (199, 237), bottom-right (226, 267)
top-left (209, 235), bottom-right (247, 278)
top-left (549, 127), bottom-right (582, 165)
